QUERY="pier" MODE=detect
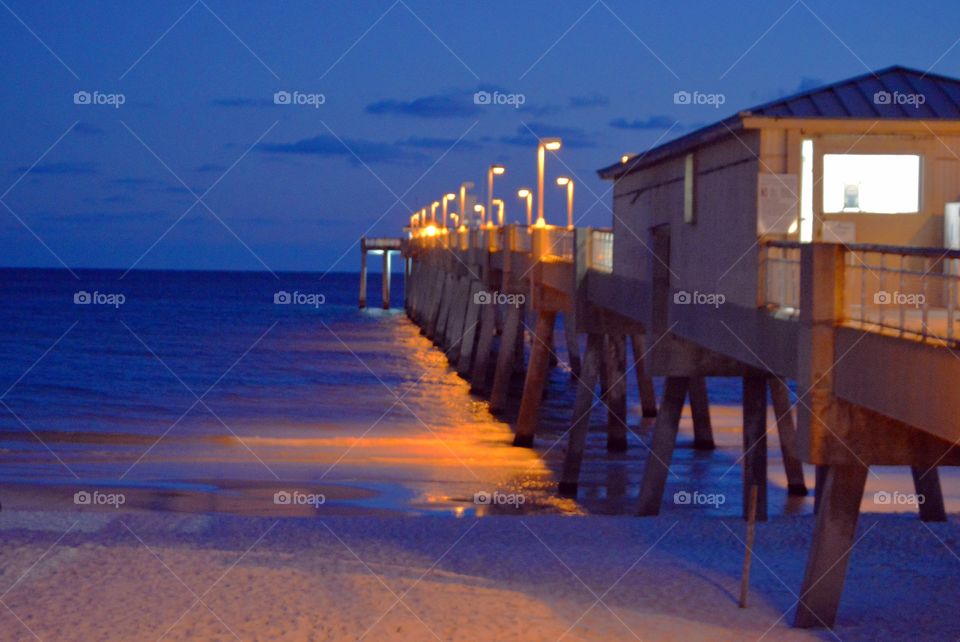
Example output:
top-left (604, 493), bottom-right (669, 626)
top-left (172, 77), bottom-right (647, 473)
top-left (370, 66), bottom-right (960, 629)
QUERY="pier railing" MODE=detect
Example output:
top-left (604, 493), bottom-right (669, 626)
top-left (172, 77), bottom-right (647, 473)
top-left (542, 227), bottom-right (574, 262)
top-left (841, 243), bottom-right (960, 346)
top-left (508, 225), bottom-right (532, 253)
top-left (760, 240), bottom-right (801, 316)
top-left (589, 229), bottom-right (614, 273)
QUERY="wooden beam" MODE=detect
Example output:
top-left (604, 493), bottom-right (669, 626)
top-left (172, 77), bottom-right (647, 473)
top-left (743, 375), bottom-right (768, 522)
top-left (769, 378), bottom-right (808, 496)
top-left (630, 334), bottom-right (658, 418)
top-left (795, 464), bottom-right (868, 629)
top-left (513, 311), bottom-right (556, 447)
top-left (559, 333), bottom-right (604, 496)
top-left (688, 377), bottom-right (715, 450)
top-left (637, 376), bottom-right (689, 516)
top-left (911, 466), bottom-right (947, 522)
top-left (604, 334), bottom-right (628, 452)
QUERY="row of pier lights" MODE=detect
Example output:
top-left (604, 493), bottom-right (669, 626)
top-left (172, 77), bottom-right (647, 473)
top-left (406, 138), bottom-right (576, 236)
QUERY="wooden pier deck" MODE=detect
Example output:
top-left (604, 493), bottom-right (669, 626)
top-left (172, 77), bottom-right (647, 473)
top-left (385, 222), bottom-right (960, 629)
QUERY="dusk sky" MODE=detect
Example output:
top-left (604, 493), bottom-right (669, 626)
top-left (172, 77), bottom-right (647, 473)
top-left (2, 0), bottom-right (959, 272)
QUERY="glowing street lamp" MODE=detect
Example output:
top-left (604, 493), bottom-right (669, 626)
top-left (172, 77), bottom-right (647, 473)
top-left (474, 203), bottom-right (485, 225)
top-left (556, 176), bottom-right (574, 229)
top-left (442, 193), bottom-right (455, 228)
top-left (430, 201), bottom-right (439, 224)
top-left (517, 188), bottom-right (533, 226)
top-left (492, 198), bottom-right (504, 226)
top-left (459, 181), bottom-right (474, 226)
top-left (450, 212), bottom-right (459, 228)
top-left (487, 164), bottom-right (505, 225)
top-left (537, 138), bottom-right (562, 226)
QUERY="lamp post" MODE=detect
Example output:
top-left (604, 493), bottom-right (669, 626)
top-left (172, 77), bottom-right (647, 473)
top-left (537, 138), bottom-right (562, 226)
top-left (474, 203), bottom-right (485, 226)
top-left (492, 198), bottom-right (504, 226)
top-left (459, 181), bottom-right (474, 226)
top-left (487, 164), bottom-right (505, 225)
top-left (517, 188), bottom-right (533, 226)
top-left (442, 193), bottom-right (455, 228)
top-left (556, 176), bottom-right (574, 229)
top-left (430, 201), bottom-right (439, 224)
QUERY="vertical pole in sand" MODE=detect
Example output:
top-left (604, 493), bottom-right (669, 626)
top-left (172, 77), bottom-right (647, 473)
top-left (739, 484), bottom-right (759, 608)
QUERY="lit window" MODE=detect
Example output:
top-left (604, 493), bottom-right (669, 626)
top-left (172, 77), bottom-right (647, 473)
top-left (822, 154), bottom-right (920, 214)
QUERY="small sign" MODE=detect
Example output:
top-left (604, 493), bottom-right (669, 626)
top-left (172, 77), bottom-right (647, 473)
top-left (822, 220), bottom-right (856, 244)
top-left (757, 173), bottom-right (799, 234)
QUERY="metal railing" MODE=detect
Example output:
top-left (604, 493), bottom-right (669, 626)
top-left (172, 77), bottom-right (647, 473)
top-left (589, 229), bottom-right (613, 273)
top-left (760, 241), bottom-right (801, 316)
top-left (542, 227), bottom-right (574, 262)
top-left (842, 244), bottom-right (960, 346)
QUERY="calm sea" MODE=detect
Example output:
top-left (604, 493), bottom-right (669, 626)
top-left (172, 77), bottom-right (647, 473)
top-left (0, 268), bottom-right (789, 517)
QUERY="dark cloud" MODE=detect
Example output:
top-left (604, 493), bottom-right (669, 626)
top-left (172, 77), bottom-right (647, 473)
top-left (609, 115), bottom-right (676, 130)
top-left (13, 162), bottom-right (96, 175)
top-left (569, 94), bottom-right (609, 109)
top-left (258, 134), bottom-right (425, 164)
top-left (366, 91), bottom-right (482, 119)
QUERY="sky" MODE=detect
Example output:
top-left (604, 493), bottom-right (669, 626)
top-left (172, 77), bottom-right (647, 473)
top-left (2, 0), bottom-right (960, 273)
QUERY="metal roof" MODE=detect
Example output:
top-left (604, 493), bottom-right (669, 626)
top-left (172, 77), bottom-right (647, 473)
top-left (599, 66), bottom-right (960, 179)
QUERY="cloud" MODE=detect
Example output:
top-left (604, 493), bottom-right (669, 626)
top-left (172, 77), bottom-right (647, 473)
top-left (212, 97), bottom-right (275, 108)
top-left (258, 134), bottom-right (425, 164)
top-left (13, 162), bottom-right (96, 176)
top-left (396, 136), bottom-right (480, 151)
top-left (518, 104), bottom-right (562, 117)
top-left (569, 94), bottom-right (609, 109)
top-left (609, 115), bottom-right (676, 130)
top-left (499, 123), bottom-right (595, 148)
top-left (74, 122), bottom-right (105, 135)
top-left (366, 90), bottom-right (482, 119)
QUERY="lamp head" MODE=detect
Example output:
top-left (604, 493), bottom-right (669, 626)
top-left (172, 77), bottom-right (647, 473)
top-left (620, 153), bottom-right (636, 164)
top-left (541, 138), bottom-right (562, 151)
top-left (490, 164), bottom-right (505, 175)
top-left (517, 188), bottom-right (531, 198)
top-left (556, 176), bottom-right (571, 186)
top-left (444, 193), bottom-right (456, 201)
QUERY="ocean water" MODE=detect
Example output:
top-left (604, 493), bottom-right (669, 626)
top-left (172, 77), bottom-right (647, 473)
top-left (2, 268), bottom-right (942, 519)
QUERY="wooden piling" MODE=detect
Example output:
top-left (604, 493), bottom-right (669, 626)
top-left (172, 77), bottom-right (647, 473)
top-left (513, 311), bottom-right (556, 447)
top-left (688, 376), bottom-right (715, 450)
top-left (911, 466), bottom-right (947, 522)
top-left (381, 251), bottom-right (392, 310)
top-left (769, 378), bottom-right (808, 496)
top-left (489, 304), bottom-right (523, 413)
top-left (564, 312), bottom-right (581, 376)
top-left (359, 247), bottom-right (368, 309)
top-left (559, 333), bottom-right (604, 496)
top-left (630, 334), bottom-right (657, 418)
top-left (457, 281), bottom-right (483, 377)
top-left (470, 302), bottom-right (497, 393)
top-left (604, 334), bottom-right (628, 453)
top-left (794, 464), bottom-right (868, 628)
top-left (742, 375), bottom-right (768, 522)
top-left (637, 376), bottom-right (689, 516)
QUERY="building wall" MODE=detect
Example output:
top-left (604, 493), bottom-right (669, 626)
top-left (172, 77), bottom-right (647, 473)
top-left (610, 131), bottom-right (761, 308)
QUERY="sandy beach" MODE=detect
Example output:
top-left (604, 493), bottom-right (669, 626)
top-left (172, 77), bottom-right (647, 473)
top-left (2, 509), bottom-right (959, 641)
